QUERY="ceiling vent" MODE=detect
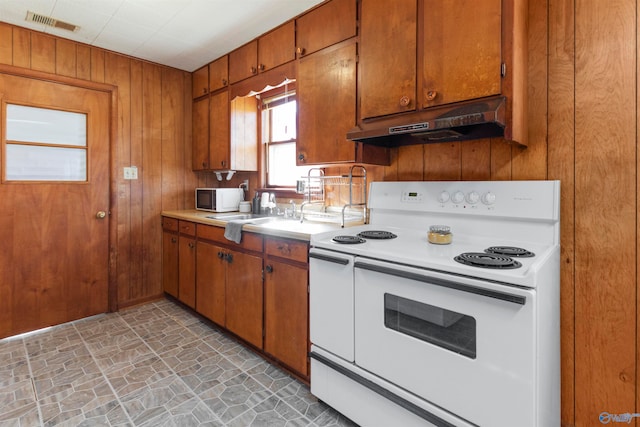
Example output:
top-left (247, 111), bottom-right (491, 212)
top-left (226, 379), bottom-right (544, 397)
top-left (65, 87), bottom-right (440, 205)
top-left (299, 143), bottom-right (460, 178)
top-left (25, 11), bottom-right (79, 32)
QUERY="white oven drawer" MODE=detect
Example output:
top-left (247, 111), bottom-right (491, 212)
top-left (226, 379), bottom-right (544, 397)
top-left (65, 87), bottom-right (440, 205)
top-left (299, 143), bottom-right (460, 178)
top-left (309, 248), bottom-right (355, 362)
top-left (354, 258), bottom-right (537, 427)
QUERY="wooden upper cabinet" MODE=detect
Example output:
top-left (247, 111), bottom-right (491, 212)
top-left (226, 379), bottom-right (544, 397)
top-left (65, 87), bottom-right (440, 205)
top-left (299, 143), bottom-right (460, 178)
top-left (296, 0), bottom-right (357, 57)
top-left (192, 96), bottom-right (210, 169)
top-left (192, 65), bottom-right (209, 98)
top-left (209, 90), bottom-right (231, 170)
top-left (258, 21), bottom-right (295, 72)
top-left (229, 22), bottom-right (295, 84)
top-left (422, 0), bottom-right (502, 108)
top-left (209, 55), bottom-right (229, 92)
top-left (229, 41), bottom-right (258, 84)
top-left (359, 0), bottom-right (417, 120)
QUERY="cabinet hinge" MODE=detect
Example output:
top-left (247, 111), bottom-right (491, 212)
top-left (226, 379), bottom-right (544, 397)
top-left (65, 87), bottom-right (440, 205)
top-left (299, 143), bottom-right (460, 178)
top-left (501, 63), bottom-right (507, 77)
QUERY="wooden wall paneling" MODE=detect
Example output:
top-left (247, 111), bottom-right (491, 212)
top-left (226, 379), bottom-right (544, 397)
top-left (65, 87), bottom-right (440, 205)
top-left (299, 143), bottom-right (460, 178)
top-left (423, 143), bottom-right (461, 180)
top-left (76, 44), bottom-right (91, 81)
top-left (382, 148), bottom-right (399, 181)
top-left (142, 62), bottom-right (163, 298)
top-left (105, 52), bottom-right (133, 304)
top-left (512, 0), bottom-right (548, 180)
top-left (129, 59), bottom-right (145, 302)
top-left (460, 139), bottom-right (491, 180)
top-left (91, 48), bottom-right (105, 83)
top-left (575, 0), bottom-right (636, 422)
top-left (30, 33), bottom-right (55, 73)
top-left (547, 0), bottom-right (575, 424)
top-left (396, 145), bottom-right (424, 180)
top-left (56, 38), bottom-right (77, 78)
top-left (0, 23), bottom-right (12, 65)
top-left (161, 67), bottom-right (185, 211)
top-left (489, 139), bottom-right (512, 179)
top-left (0, 188), bottom-right (14, 334)
top-left (12, 27), bottom-right (30, 68)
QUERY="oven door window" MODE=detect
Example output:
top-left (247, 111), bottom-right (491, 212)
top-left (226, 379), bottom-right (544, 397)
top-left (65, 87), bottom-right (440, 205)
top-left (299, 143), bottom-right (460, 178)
top-left (384, 294), bottom-right (476, 359)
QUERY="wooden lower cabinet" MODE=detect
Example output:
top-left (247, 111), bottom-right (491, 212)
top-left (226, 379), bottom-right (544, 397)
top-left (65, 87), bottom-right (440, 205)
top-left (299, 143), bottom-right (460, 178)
top-left (196, 240), bottom-right (226, 326)
top-left (264, 237), bottom-right (309, 378)
top-left (161, 217), bottom-right (311, 379)
top-left (225, 250), bottom-right (264, 349)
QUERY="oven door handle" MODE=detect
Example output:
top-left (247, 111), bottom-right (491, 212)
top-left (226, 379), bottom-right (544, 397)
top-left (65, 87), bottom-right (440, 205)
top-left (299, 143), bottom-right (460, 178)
top-left (354, 261), bottom-right (526, 305)
top-left (309, 252), bottom-right (350, 265)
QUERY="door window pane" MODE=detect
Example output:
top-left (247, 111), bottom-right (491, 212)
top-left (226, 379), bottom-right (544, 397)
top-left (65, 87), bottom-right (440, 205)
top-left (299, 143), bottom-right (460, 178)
top-left (5, 104), bottom-right (87, 181)
top-left (384, 294), bottom-right (477, 359)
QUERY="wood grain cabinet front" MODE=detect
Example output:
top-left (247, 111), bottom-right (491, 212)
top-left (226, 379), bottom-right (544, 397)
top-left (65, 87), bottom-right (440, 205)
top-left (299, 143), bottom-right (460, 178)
top-left (161, 218), bottom-right (196, 308)
top-left (295, 0), bottom-right (357, 58)
top-left (264, 237), bottom-right (310, 378)
top-left (196, 224), bottom-right (264, 349)
top-left (192, 90), bottom-right (231, 171)
top-left (162, 218), bottom-right (179, 298)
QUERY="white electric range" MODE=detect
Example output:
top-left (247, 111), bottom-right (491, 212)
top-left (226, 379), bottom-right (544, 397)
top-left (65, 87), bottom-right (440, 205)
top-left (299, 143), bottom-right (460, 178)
top-left (309, 180), bottom-right (560, 427)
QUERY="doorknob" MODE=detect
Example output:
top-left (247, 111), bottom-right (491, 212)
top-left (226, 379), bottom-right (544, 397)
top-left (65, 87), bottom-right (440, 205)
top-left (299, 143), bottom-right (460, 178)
top-left (96, 211), bottom-right (107, 219)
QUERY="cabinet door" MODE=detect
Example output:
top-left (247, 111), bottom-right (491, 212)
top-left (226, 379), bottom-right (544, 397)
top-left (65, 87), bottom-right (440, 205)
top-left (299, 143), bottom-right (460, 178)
top-left (359, 0), bottom-right (417, 119)
top-left (192, 96), bottom-right (209, 170)
top-left (296, 0), bottom-right (356, 57)
top-left (162, 231), bottom-right (179, 298)
top-left (196, 241), bottom-right (226, 326)
top-left (209, 55), bottom-right (229, 93)
top-left (264, 259), bottom-right (309, 377)
top-left (178, 235), bottom-right (196, 308)
top-left (209, 90), bottom-right (230, 170)
top-left (230, 95), bottom-right (258, 171)
top-left (229, 41), bottom-right (258, 84)
top-left (192, 65), bottom-right (209, 98)
top-left (258, 21), bottom-right (295, 72)
top-left (297, 41), bottom-right (357, 165)
top-left (422, 0), bottom-right (502, 108)
top-left (225, 251), bottom-right (263, 349)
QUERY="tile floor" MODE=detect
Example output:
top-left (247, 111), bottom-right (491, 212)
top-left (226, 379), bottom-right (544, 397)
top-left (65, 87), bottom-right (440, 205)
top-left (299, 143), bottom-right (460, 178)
top-left (0, 299), bottom-right (357, 427)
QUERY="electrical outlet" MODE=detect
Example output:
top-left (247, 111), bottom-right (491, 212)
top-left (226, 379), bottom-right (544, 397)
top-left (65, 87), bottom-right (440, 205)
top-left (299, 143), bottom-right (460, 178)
top-left (240, 179), bottom-right (249, 190)
top-left (124, 166), bottom-right (138, 180)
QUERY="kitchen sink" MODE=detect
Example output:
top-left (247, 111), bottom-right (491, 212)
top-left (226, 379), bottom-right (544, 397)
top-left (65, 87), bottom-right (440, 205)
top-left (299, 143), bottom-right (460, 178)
top-left (206, 213), bottom-right (280, 223)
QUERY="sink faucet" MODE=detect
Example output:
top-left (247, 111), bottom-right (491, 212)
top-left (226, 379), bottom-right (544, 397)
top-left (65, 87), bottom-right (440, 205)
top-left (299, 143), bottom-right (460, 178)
top-left (289, 200), bottom-right (297, 219)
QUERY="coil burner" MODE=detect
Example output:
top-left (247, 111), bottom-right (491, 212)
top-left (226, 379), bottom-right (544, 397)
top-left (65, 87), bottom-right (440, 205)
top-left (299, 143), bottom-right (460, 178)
top-left (454, 252), bottom-right (522, 269)
top-left (332, 235), bottom-right (366, 244)
top-left (357, 230), bottom-right (398, 240)
top-left (485, 246), bottom-right (535, 258)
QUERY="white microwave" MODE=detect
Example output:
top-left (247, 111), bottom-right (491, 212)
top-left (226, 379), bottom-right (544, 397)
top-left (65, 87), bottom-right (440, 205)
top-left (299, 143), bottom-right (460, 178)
top-left (195, 188), bottom-right (243, 212)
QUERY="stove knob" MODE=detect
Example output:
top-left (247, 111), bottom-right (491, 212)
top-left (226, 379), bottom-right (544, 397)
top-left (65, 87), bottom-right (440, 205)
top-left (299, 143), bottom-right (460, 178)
top-left (466, 191), bottom-right (480, 204)
top-left (481, 191), bottom-right (496, 205)
top-left (451, 191), bottom-right (465, 204)
top-left (438, 191), bottom-right (450, 203)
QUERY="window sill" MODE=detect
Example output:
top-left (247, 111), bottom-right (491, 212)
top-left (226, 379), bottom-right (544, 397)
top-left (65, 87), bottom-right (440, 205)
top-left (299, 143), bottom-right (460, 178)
top-left (256, 188), bottom-right (304, 200)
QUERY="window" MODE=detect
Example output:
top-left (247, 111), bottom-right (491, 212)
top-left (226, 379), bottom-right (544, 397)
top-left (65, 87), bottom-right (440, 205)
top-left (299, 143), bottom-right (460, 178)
top-left (4, 104), bottom-right (87, 182)
top-left (261, 89), bottom-right (312, 187)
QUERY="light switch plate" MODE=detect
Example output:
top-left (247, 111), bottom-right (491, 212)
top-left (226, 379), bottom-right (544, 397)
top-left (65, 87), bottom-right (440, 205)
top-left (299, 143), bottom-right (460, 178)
top-left (124, 166), bottom-right (138, 180)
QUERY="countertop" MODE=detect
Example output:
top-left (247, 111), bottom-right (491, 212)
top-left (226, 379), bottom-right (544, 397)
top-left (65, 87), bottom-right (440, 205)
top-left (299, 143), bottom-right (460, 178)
top-left (161, 209), bottom-right (356, 241)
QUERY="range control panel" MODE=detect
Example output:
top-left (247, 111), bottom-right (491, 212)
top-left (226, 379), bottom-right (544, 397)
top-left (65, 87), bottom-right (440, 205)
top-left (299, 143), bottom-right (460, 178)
top-left (372, 181), bottom-right (560, 221)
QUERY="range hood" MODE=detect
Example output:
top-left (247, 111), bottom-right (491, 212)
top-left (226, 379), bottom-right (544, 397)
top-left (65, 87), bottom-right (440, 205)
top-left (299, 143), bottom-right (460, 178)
top-left (348, 96), bottom-right (508, 147)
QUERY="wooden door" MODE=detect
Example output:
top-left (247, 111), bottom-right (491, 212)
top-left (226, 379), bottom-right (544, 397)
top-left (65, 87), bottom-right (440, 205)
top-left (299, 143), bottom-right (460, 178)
top-left (258, 21), bottom-right (295, 72)
top-left (359, 0), bottom-right (417, 119)
top-left (192, 96), bottom-right (209, 170)
top-left (178, 235), bottom-right (196, 308)
top-left (225, 250), bottom-right (263, 349)
top-left (196, 240), bottom-right (226, 326)
top-left (0, 73), bottom-right (111, 338)
top-left (422, 0), bottom-right (502, 108)
top-left (209, 90), bottom-right (230, 170)
top-left (296, 0), bottom-right (357, 58)
top-left (264, 259), bottom-right (308, 376)
top-left (297, 41), bottom-right (357, 164)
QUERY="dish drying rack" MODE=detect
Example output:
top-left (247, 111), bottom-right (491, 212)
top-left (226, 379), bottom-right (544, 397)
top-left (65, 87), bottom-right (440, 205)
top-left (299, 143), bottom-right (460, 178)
top-left (299, 165), bottom-right (367, 227)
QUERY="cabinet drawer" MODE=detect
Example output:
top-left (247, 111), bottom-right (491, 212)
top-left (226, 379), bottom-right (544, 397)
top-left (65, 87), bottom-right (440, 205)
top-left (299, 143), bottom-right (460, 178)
top-left (265, 238), bottom-right (308, 263)
top-left (178, 220), bottom-right (196, 236)
top-left (197, 224), bottom-right (263, 252)
top-left (162, 217), bottom-right (179, 232)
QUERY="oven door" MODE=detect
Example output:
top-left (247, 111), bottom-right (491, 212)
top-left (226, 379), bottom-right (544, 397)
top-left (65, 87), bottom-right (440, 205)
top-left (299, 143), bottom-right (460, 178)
top-left (354, 258), bottom-right (537, 427)
top-left (309, 248), bottom-right (355, 362)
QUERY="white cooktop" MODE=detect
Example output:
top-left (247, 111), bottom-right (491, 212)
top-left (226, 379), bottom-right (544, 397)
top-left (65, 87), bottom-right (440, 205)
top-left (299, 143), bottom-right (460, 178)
top-left (310, 180), bottom-right (561, 287)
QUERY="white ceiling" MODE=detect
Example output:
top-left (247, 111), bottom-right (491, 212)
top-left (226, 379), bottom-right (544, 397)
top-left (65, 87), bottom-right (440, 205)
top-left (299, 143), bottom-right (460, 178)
top-left (0, 0), bottom-right (325, 72)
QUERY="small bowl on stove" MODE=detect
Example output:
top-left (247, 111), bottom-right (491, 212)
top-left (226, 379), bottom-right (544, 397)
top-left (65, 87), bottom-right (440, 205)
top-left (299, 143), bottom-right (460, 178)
top-left (428, 225), bottom-right (452, 245)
